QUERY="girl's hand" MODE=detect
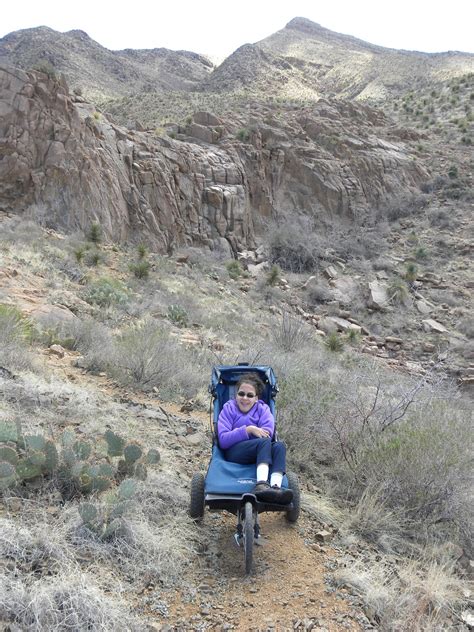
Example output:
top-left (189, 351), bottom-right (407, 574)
top-left (246, 425), bottom-right (270, 438)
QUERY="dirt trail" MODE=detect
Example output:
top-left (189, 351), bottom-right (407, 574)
top-left (42, 351), bottom-right (364, 631)
top-left (165, 509), bottom-right (362, 631)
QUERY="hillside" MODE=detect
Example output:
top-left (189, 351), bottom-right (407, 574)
top-left (0, 26), bottom-right (213, 101)
top-left (203, 18), bottom-right (474, 101)
top-left (0, 215), bottom-right (472, 630)
top-left (1, 18), bottom-right (473, 126)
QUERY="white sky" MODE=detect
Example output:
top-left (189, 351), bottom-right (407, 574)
top-left (1, 0), bottom-right (473, 63)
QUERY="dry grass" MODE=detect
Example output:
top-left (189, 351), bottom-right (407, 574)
top-left (334, 555), bottom-right (467, 631)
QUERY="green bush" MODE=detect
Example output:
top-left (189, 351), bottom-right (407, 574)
top-left (236, 128), bottom-right (250, 142)
top-left (167, 304), bottom-right (188, 328)
top-left (266, 265), bottom-right (281, 287)
top-left (129, 261), bottom-right (151, 279)
top-left (324, 332), bottom-right (344, 352)
top-left (87, 222), bottom-right (102, 244)
top-left (84, 278), bottom-right (129, 308)
top-left (225, 260), bottom-right (243, 280)
top-left (388, 279), bottom-right (409, 305)
top-left (137, 244), bottom-right (148, 260)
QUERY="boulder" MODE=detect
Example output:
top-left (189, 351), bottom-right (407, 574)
top-left (368, 281), bottom-right (389, 310)
top-left (416, 300), bottom-right (433, 314)
top-left (327, 317), bottom-right (362, 333)
top-left (422, 319), bottom-right (448, 334)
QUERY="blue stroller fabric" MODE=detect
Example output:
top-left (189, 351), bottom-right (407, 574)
top-left (205, 365), bottom-right (288, 495)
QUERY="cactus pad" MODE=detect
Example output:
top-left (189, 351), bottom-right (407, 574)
top-left (79, 502), bottom-right (98, 525)
top-left (118, 478), bottom-right (137, 500)
top-left (0, 461), bottom-right (17, 489)
top-left (124, 444), bottom-right (142, 464)
top-left (105, 430), bottom-right (125, 457)
top-left (146, 448), bottom-right (161, 464)
top-left (0, 446), bottom-right (19, 466)
top-left (0, 423), bottom-right (18, 443)
top-left (73, 440), bottom-right (92, 460)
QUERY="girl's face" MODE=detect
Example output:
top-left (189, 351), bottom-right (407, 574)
top-left (236, 382), bottom-right (258, 413)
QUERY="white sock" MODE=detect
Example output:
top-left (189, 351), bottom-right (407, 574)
top-left (256, 463), bottom-right (269, 482)
top-left (270, 471), bottom-right (283, 488)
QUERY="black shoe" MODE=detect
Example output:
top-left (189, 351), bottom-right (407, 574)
top-left (252, 481), bottom-right (271, 499)
top-left (252, 482), bottom-right (293, 504)
top-left (270, 485), bottom-right (293, 505)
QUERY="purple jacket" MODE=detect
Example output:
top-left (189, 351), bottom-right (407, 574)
top-left (217, 399), bottom-right (275, 450)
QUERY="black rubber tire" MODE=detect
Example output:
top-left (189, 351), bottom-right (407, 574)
top-left (285, 471), bottom-right (300, 523)
top-left (243, 501), bottom-right (254, 574)
top-left (189, 473), bottom-right (205, 520)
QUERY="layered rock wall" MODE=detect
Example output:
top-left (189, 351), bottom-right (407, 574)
top-left (0, 64), bottom-right (428, 253)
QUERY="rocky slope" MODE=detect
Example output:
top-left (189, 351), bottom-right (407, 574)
top-left (0, 63), bottom-right (428, 252)
top-left (0, 26), bottom-right (213, 101)
top-left (203, 18), bottom-right (474, 101)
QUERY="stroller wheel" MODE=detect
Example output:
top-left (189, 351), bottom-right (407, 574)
top-left (190, 473), bottom-right (205, 520)
top-left (285, 471), bottom-right (300, 523)
top-left (242, 501), bottom-right (254, 574)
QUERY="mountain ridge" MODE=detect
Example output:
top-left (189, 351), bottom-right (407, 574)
top-left (1, 18), bottom-right (472, 107)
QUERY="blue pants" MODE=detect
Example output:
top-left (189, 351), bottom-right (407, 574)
top-left (224, 438), bottom-right (287, 473)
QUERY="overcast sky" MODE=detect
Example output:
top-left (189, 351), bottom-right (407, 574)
top-left (1, 0), bottom-right (473, 63)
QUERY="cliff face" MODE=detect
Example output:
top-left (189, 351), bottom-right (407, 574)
top-left (0, 64), bottom-right (428, 253)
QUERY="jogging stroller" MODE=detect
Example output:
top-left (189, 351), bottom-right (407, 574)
top-left (189, 364), bottom-right (300, 573)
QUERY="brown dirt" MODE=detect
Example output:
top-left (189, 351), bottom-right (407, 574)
top-left (163, 510), bottom-right (362, 631)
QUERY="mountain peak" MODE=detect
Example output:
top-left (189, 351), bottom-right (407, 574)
top-left (285, 17), bottom-right (323, 32)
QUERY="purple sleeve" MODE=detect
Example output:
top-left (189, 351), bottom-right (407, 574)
top-left (257, 403), bottom-right (275, 437)
top-left (217, 404), bottom-right (249, 450)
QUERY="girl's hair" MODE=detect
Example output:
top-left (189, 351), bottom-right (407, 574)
top-left (236, 373), bottom-right (264, 398)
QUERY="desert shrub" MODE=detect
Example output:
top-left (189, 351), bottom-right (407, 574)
top-left (84, 278), bottom-right (129, 308)
top-left (137, 244), bottom-right (148, 260)
top-left (380, 193), bottom-right (427, 221)
top-left (86, 222), bottom-right (102, 244)
top-left (167, 304), bottom-right (188, 328)
top-left (306, 283), bottom-right (333, 305)
top-left (324, 332), bottom-right (344, 352)
top-left (74, 245), bottom-right (87, 263)
top-left (333, 556), bottom-right (466, 631)
top-left (110, 319), bottom-right (208, 398)
top-left (266, 264), bottom-right (281, 287)
top-left (225, 259), bottom-right (243, 280)
top-left (346, 328), bottom-right (361, 346)
top-left (1, 573), bottom-right (138, 630)
top-left (278, 364), bottom-right (473, 546)
top-left (0, 305), bottom-right (34, 370)
top-left (85, 249), bottom-right (102, 267)
top-left (271, 311), bottom-right (310, 352)
top-left (129, 261), bottom-right (151, 279)
top-left (387, 279), bottom-right (409, 305)
top-left (236, 128), bottom-right (250, 142)
top-left (266, 216), bottom-right (320, 273)
top-left (404, 262), bottom-right (418, 283)
top-left (111, 320), bottom-right (173, 388)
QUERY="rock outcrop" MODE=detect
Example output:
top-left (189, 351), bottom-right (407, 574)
top-left (0, 64), bottom-right (428, 253)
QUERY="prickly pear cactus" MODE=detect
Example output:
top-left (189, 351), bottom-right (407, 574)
top-left (118, 478), bottom-right (137, 500)
top-left (0, 461), bottom-right (17, 489)
top-left (124, 444), bottom-right (142, 464)
top-left (73, 440), bottom-right (92, 460)
top-left (43, 441), bottom-right (59, 473)
top-left (0, 446), bottom-right (18, 466)
top-left (78, 502), bottom-right (98, 526)
top-left (146, 448), bottom-right (161, 464)
top-left (0, 422), bottom-right (18, 443)
top-left (105, 430), bottom-right (125, 457)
